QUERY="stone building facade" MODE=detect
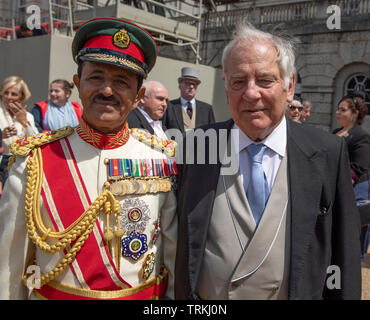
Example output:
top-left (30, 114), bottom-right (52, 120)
top-left (159, 0), bottom-right (370, 132)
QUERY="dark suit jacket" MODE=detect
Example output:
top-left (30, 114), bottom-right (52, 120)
top-left (175, 118), bottom-right (362, 300)
top-left (163, 98), bottom-right (215, 133)
top-left (127, 108), bottom-right (168, 137)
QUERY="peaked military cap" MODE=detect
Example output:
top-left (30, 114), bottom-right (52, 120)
top-left (72, 18), bottom-right (157, 78)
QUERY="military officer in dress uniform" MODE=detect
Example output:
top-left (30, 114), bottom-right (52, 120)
top-left (0, 18), bottom-right (178, 300)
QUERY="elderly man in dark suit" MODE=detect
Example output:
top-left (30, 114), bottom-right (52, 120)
top-left (175, 21), bottom-right (361, 300)
top-left (163, 67), bottom-right (215, 133)
top-left (127, 80), bottom-right (169, 139)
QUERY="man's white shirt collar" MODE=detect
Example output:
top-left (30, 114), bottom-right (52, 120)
top-left (137, 106), bottom-right (167, 139)
top-left (231, 116), bottom-right (287, 193)
top-left (232, 116), bottom-right (287, 157)
top-left (180, 97), bottom-right (195, 109)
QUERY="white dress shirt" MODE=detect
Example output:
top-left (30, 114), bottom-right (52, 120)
top-left (231, 117), bottom-right (287, 194)
top-left (137, 107), bottom-right (168, 140)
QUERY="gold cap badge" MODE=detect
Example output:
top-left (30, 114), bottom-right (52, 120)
top-left (113, 28), bottom-right (131, 49)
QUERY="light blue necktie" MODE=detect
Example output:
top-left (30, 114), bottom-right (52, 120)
top-left (246, 143), bottom-right (268, 226)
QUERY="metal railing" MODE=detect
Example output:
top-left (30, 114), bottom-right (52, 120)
top-left (203, 0), bottom-right (370, 29)
top-left (49, 0), bottom-right (74, 36)
top-left (74, 0), bottom-right (110, 11)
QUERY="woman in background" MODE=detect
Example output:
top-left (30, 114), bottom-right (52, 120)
top-left (32, 79), bottom-right (82, 132)
top-left (0, 76), bottom-right (38, 193)
top-left (0, 76), bottom-right (38, 154)
top-left (334, 94), bottom-right (370, 259)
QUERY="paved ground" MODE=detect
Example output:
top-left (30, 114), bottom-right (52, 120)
top-left (361, 248), bottom-right (370, 300)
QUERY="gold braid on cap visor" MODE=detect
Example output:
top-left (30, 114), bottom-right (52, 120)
top-left (81, 52), bottom-right (145, 75)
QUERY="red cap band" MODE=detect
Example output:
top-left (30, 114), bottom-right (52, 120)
top-left (83, 35), bottom-right (145, 63)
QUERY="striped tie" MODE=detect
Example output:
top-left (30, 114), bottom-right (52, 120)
top-left (186, 101), bottom-right (193, 119)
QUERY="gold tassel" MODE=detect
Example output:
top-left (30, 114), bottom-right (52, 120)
top-left (113, 199), bottom-right (123, 272)
top-left (103, 201), bottom-right (114, 256)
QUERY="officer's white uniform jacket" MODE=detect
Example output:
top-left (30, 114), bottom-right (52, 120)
top-left (0, 118), bottom-right (177, 299)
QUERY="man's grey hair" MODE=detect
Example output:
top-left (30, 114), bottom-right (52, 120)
top-left (142, 80), bottom-right (166, 97)
top-left (302, 99), bottom-right (312, 108)
top-left (287, 99), bottom-right (302, 109)
top-left (221, 21), bottom-right (297, 90)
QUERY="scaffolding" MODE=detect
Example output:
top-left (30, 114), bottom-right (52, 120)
top-left (0, 0), bottom-right (240, 63)
top-left (49, 0), bottom-right (74, 36)
top-left (73, 0), bottom-right (204, 63)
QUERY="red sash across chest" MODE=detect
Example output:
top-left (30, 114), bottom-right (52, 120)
top-left (38, 137), bottom-right (130, 291)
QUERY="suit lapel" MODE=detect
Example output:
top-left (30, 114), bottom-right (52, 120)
top-left (173, 99), bottom-right (185, 132)
top-left (194, 100), bottom-right (206, 127)
top-left (133, 109), bottom-right (154, 134)
top-left (195, 100), bottom-right (201, 127)
top-left (286, 120), bottom-right (327, 298)
top-left (186, 119), bottom-right (234, 295)
top-left (231, 154), bottom-right (289, 282)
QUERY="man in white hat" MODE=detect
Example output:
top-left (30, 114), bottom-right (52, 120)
top-left (163, 66), bottom-right (215, 133)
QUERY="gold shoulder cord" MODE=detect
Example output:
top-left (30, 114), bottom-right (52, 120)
top-left (130, 128), bottom-right (177, 157)
top-left (24, 146), bottom-right (121, 287)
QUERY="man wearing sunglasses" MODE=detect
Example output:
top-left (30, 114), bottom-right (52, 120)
top-left (286, 99), bottom-right (303, 123)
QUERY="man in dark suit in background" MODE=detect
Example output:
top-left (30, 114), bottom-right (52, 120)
top-left (127, 80), bottom-right (168, 139)
top-left (175, 21), bottom-right (361, 300)
top-left (163, 67), bottom-right (215, 133)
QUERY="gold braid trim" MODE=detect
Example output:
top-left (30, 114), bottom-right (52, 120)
top-left (130, 128), bottom-right (177, 157)
top-left (83, 53), bottom-right (145, 75)
top-left (24, 145), bottom-right (121, 287)
top-left (11, 126), bottom-right (74, 157)
top-left (33, 267), bottom-right (168, 300)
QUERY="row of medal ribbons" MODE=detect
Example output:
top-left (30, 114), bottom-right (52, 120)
top-left (106, 158), bottom-right (178, 179)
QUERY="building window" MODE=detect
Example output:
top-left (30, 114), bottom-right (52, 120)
top-left (345, 74), bottom-right (370, 114)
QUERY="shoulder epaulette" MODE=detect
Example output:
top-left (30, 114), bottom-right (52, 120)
top-left (10, 126), bottom-right (74, 157)
top-left (130, 128), bottom-right (177, 157)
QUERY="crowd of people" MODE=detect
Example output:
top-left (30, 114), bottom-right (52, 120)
top-left (0, 76), bottom-right (82, 196)
top-left (0, 17), bottom-right (369, 300)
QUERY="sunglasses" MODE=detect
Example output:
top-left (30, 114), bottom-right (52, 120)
top-left (288, 105), bottom-right (303, 112)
